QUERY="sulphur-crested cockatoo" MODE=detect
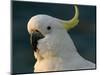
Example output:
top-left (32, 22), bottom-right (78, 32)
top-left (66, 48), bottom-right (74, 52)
top-left (27, 6), bottom-right (95, 72)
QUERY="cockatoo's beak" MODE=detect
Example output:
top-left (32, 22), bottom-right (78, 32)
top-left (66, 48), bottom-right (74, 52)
top-left (30, 30), bottom-right (44, 52)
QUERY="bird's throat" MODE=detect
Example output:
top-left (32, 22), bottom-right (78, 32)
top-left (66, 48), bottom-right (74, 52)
top-left (34, 50), bottom-right (58, 61)
top-left (34, 49), bottom-right (44, 61)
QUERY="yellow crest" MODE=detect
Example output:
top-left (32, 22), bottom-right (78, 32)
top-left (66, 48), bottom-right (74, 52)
top-left (63, 6), bottom-right (79, 30)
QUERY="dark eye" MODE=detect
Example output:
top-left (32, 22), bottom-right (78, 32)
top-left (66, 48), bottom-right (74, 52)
top-left (47, 26), bottom-right (51, 30)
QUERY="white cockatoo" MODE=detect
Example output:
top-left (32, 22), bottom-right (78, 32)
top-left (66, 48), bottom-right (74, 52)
top-left (27, 6), bottom-right (95, 72)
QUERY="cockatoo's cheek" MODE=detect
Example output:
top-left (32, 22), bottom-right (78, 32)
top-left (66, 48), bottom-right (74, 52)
top-left (37, 37), bottom-right (58, 58)
top-left (37, 39), bottom-right (49, 55)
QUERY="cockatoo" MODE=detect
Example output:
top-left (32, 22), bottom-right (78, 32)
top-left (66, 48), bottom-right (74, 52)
top-left (27, 6), bottom-right (95, 72)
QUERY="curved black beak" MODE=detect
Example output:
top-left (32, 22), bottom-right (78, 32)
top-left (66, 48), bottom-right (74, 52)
top-left (30, 30), bottom-right (44, 52)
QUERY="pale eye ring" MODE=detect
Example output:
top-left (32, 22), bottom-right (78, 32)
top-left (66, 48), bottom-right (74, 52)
top-left (47, 26), bottom-right (51, 30)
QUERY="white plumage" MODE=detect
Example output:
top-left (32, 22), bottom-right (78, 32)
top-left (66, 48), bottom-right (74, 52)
top-left (27, 6), bottom-right (95, 72)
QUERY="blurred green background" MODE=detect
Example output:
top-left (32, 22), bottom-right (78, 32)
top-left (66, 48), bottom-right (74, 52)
top-left (12, 1), bottom-right (96, 74)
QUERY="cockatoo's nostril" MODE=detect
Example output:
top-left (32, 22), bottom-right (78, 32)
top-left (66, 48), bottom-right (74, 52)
top-left (30, 31), bottom-right (44, 52)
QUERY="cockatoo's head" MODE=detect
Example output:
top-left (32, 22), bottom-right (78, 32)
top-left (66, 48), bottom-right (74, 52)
top-left (27, 6), bottom-right (79, 59)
